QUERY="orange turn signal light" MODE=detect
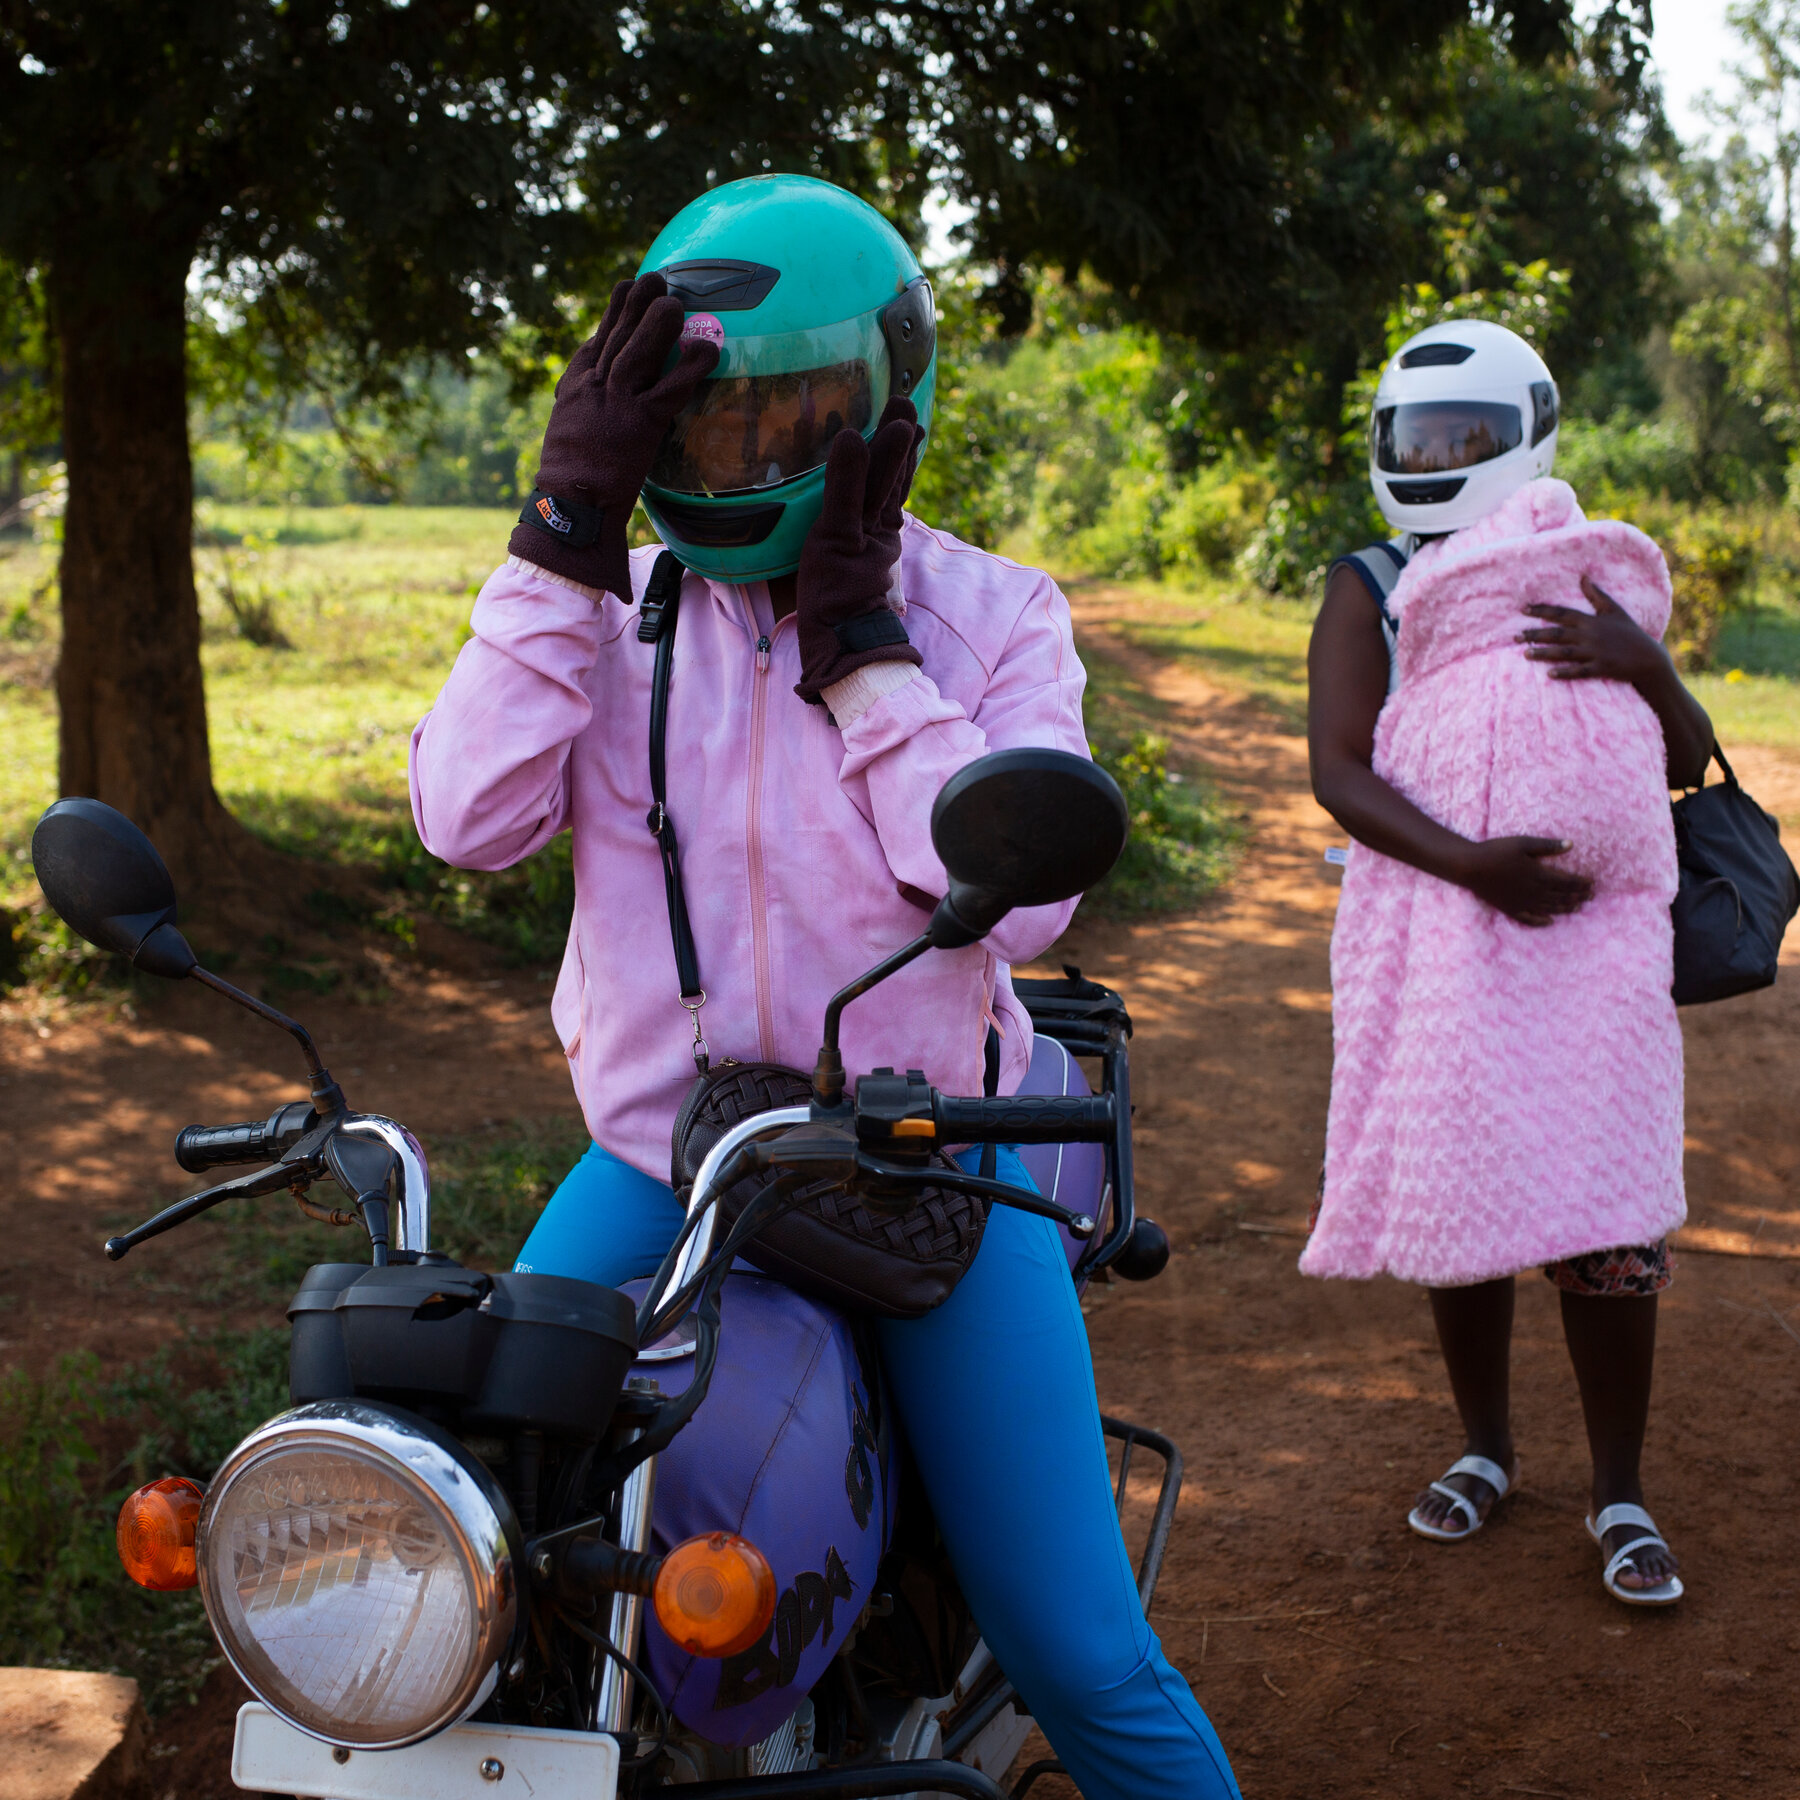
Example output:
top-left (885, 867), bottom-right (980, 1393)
top-left (116, 1476), bottom-right (203, 1591)
top-left (652, 1531), bottom-right (776, 1658)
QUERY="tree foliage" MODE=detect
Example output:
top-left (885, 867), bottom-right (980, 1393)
top-left (0, 0), bottom-right (1698, 874)
top-left (0, 0), bottom-right (920, 884)
top-left (909, 0), bottom-right (1643, 356)
top-left (1649, 0), bottom-right (1800, 497)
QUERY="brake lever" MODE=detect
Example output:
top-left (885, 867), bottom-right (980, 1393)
top-left (103, 1156), bottom-right (316, 1260)
top-left (744, 1136), bottom-right (1095, 1234)
top-left (104, 1103), bottom-right (351, 1262)
top-left (853, 1152), bottom-right (1096, 1237)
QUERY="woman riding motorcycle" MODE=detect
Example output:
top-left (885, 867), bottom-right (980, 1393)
top-left (410, 174), bottom-right (1238, 1800)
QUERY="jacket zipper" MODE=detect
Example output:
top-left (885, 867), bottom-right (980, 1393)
top-left (746, 626), bottom-right (777, 1061)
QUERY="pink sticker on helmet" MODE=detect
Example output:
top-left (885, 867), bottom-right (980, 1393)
top-left (681, 313), bottom-right (726, 349)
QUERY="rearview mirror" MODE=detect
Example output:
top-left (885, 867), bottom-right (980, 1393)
top-left (928, 748), bottom-right (1128, 946)
top-left (30, 799), bottom-right (198, 979)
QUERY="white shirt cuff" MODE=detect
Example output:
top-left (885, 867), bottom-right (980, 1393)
top-left (505, 553), bottom-right (612, 606)
top-left (823, 660), bottom-right (921, 725)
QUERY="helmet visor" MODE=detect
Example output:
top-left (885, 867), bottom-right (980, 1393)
top-left (1373, 402), bottom-right (1523, 475)
top-left (650, 361), bottom-right (875, 497)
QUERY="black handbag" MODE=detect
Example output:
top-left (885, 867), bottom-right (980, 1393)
top-left (1670, 745), bottom-right (1800, 1006)
top-left (640, 551), bottom-right (988, 1318)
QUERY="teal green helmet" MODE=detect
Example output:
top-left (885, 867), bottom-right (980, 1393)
top-left (637, 175), bottom-right (937, 583)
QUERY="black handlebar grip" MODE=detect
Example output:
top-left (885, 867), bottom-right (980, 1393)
top-left (174, 1120), bottom-right (267, 1173)
top-left (931, 1093), bottom-right (1115, 1143)
top-left (174, 1101), bottom-right (315, 1174)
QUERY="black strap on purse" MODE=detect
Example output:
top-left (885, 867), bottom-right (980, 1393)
top-left (640, 549), bottom-right (710, 1070)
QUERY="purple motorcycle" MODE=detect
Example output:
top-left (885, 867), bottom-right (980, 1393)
top-left (38, 748), bottom-right (1177, 1800)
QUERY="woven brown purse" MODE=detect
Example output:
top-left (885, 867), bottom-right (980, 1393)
top-left (642, 556), bottom-right (986, 1319)
top-left (669, 1061), bottom-right (988, 1319)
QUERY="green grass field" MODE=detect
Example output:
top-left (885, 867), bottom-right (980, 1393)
top-left (5, 505), bottom-right (1798, 935)
top-left (2, 506), bottom-right (502, 898)
top-left (0, 504), bottom-right (1241, 958)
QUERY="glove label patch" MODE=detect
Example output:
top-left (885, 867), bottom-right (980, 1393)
top-left (520, 489), bottom-right (604, 548)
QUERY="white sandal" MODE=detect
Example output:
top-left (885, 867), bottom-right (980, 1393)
top-left (1586, 1503), bottom-right (1684, 1606)
top-left (1406, 1454), bottom-right (1515, 1542)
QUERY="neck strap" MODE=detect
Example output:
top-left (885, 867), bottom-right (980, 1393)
top-left (641, 550), bottom-right (708, 1070)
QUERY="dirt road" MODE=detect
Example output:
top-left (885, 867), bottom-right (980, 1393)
top-left (1037, 588), bottom-right (1800, 1797)
top-left (5, 590), bottom-right (1799, 1796)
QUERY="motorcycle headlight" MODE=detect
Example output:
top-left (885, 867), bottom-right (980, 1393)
top-left (196, 1401), bottom-right (518, 1749)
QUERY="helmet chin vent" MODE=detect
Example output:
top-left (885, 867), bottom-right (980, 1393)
top-left (649, 497), bottom-right (785, 548)
top-left (1399, 342), bottom-right (1475, 368)
top-left (1387, 477), bottom-right (1467, 504)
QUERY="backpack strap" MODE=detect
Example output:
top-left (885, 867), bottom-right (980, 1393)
top-left (641, 549), bottom-right (710, 1071)
top-left (1329, 539), bottom-right (1408, 676)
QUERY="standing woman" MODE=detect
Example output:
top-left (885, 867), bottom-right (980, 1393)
top-left (1303, 320), bottom-right (1712, 1606)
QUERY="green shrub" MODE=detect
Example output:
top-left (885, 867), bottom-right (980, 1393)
top-left (1086, 732), bottom-right (1240, 916)
top-left (1556, 414), bottom-right (1704, 507)
top-left (1595, 498), bottom-right (1762, 670)
top-left (0, 1335), bottom-right (288, 1714)
top-left (1239, 481), bottom-right (1385, 602)
top-left (1154, 462), bottom-right (1275, 575)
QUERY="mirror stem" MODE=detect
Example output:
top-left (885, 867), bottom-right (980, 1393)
top-left (191, 965), bottom-right (346, 1115)
top-left (814, 932), bottom-right (933, 1108)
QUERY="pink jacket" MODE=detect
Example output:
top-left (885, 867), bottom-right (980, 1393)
top-left (410, 516), bottom-right (1090, 1181)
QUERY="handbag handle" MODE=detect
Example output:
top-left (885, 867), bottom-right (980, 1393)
top-left (1679, 740), bottom-right (1737, 795)
top-left (639, 548), bottom-right (709, 1070)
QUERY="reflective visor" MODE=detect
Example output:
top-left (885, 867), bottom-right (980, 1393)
top-left (649, 361), bottom-right (874, 496)
top-left (1373, 401), bottom-right (1523, 475)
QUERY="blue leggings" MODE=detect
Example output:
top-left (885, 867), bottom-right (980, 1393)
top-left (517, 1141), bottom-right (1239, 1800)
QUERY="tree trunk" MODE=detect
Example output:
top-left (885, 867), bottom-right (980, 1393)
top-left (52, 229), bottom-right (254, 895)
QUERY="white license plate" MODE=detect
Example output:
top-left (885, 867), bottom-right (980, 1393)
top-left (232, 1703), bottom-right (620, 1800)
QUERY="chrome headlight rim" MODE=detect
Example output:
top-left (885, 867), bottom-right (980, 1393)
top-left (197, 1399), bottom-right (520, 1751)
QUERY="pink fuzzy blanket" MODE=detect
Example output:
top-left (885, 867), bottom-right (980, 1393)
top-left (1301, 479), bottom-right (1687, 1286)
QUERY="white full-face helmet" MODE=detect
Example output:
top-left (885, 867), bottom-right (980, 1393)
top-left (1369, 318), bottom-right (1560, 534)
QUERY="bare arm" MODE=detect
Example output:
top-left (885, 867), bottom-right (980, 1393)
top-left (1519, 574), bottom-right (1715, 788)
top-left (1307, 563), bottom-right (1594, 928)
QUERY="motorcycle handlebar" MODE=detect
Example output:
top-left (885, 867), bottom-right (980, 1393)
top-left (175, 1101), bottom-right (315, 1174)
top-left (930, 1093), bottom-right (1114, 1143)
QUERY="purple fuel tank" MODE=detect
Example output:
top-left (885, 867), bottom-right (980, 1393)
top-left (636, 1271), bottom-right (896, 1747)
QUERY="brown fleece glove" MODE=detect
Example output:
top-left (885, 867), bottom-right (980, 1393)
top-left (509, 273), bottom-right (719, 600)
top-left (793, 396), bottom-right (926, 703)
